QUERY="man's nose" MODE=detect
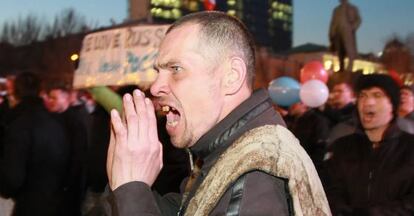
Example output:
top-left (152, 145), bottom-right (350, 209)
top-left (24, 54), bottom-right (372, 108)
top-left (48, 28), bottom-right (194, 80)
top-left (150, 73), bottom-right (170, 97)
top-left (363, 96), bottom-right (376, 105)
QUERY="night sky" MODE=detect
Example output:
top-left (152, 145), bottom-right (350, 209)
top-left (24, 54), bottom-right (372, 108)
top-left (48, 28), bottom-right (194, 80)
top-left (1, 0), bottom-right (413, 53)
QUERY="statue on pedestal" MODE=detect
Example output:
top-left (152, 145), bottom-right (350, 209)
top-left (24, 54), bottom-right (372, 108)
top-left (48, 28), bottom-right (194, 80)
top-left (329, 0), bottom-right (361, 72)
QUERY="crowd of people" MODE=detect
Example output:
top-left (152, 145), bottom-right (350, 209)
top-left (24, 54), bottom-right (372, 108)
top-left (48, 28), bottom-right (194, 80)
top-left (0, 75), bottom-right (189, 215)
top-left (284, 73), bottom-right (414, 215)
top-left (0, 10), bottom-right (413, 216)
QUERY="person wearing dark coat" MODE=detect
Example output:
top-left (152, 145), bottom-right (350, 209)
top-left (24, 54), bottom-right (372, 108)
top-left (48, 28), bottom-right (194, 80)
top-left (104, 11), bottom-right (330, 216)
top-left (289, 106), bottom-right (331, 172)
top-left (324, 80), bottom-right (356, 130)
top-left (325, 74), bottom-right (414, 215)
top-left (399, 85), bottom-right (414, 121)
top-left (0, 72), bottom-right (71, 216)
top-left (47, 85), bottom-right (90, 216)
top-left (323, 78), bottom-right (358, 156)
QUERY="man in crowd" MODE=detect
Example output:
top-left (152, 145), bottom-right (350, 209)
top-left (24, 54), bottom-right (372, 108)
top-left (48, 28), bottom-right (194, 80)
top-left (288, 102), bottom-right (330, 172)
top-left (325, 74), bottom-right (414, 215)
top-left (325, 75), bottom-right (356, 125)
top-left (399, 85), bottom-right (414, 120)
top-left (324, 76), bottom-right (357, 147)
top-left (104, 11), bottom-right (330, 215)
top-left (47, 84), bottom-right (90, 216)
top-left (0, 72), bottom-right (70, 215)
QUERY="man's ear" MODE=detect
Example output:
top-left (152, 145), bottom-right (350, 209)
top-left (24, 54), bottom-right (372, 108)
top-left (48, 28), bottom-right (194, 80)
top-left (223, 57), bottom-right (247, 95)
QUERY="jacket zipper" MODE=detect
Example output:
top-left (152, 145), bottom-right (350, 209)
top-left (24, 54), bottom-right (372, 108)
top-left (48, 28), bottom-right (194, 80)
top-left (367, 170), bottom-right (373, 201)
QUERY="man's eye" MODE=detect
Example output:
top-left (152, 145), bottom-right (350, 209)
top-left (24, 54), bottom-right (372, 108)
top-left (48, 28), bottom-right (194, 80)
top-left (374, 93), bottom-right (384, 98)
top-left (171, 66), bottom-right (182, 73)
top-left (358, 94), bottom-right (366, 99)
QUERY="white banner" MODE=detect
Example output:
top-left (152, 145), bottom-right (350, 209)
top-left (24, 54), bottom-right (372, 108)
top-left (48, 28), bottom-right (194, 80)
top-left (73, 24), bottom-right (169, 89)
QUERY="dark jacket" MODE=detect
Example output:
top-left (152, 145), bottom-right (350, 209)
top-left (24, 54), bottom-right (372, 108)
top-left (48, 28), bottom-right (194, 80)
top-left (323, 103), bottom-right (356, 127)
top-left (405, 111), bottom-right (414, 121)
top-left (325, 123), bottom-right (414, 215)
top-left (86, 104), bottom-right (111, 193)
top-left (104, 89), bottom-right (294, 215)
top-left (0, 97), bottom-right (70, 216)
top-left (53, 104), bottom-right (90, 216)
top-left (289, 108), bottom-right (331, 170)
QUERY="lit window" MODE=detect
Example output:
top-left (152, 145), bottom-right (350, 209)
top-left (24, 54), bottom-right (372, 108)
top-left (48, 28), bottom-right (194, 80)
top-left (286, 6), bottom-right (292, 13)
top-left (172, 8), bottom-right (182, 19)
top-left (156, 8), bottom-right (163, 16)
top-left (227, 10), bottom-right (236, 16)
top-left (272, 1), bottom-right (278, 9)
top-left (228, 0), bottom-right (236, 6)
top-left (324, 60), bottom-right (333, 70)
top-left (272, 11), bottom-right (278, 19)
top-left (151, 0), bottom-right (161, 6)
top-left (162, 10), bottom-right (172, 19)
top-left (334, 64), bottom-right (340, 72)
top-left (278, 11), bottom-right (284, 19)
top-left (173, 0), bottom-right (181, 8)
top-left (189, 1), bottom-right (198, 11)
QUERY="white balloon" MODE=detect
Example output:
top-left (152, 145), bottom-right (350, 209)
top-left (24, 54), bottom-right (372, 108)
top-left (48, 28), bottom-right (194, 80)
top-left (300, 79), bottom-right (329, 108)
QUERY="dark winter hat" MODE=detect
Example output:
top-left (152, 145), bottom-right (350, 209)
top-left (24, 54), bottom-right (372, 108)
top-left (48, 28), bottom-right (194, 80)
top-left (354, 74), bottom-right (400, 115)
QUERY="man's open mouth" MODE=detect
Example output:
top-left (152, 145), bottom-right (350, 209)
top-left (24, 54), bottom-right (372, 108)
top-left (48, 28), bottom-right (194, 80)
top-left (161, 105), bottom-right (181, 127)
top-left (362, 111), bottom-right (375, 121)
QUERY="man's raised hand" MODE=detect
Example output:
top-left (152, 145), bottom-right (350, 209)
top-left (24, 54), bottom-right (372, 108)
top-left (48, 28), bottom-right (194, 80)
top-left (107, 90), bottom-right (163, 190)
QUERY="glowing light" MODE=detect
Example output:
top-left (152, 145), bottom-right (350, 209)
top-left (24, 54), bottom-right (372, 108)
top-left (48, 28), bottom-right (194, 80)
top-left (70, 54), bottom-right (79, 61)
top-left (324, 60), bottom-right (333, 70)
top-left (334, 64), bottom-right (340, 72)
top-left (227, 10), bottom-right (236, 16)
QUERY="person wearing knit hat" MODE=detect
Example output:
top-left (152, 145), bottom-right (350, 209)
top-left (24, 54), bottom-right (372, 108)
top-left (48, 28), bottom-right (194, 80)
top-left (399, 85), bottom-right (414, 121)
top-left (325, 73), bottom-right (414, 215)
top-left (354, 74), bottom-right (400, 118)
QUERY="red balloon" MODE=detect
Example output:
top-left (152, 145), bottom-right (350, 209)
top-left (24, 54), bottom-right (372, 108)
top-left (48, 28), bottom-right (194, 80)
top-left (300, 61), bottom-right (328, 83)
top-left (388, 69), bottom-right (404, 87)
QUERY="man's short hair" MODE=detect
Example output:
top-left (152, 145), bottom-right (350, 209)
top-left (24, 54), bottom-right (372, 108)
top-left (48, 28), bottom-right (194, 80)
top-left (166, 11), bottom-right (256, 88)
top-left (401, 85), bottom-right (414, 94)
top-left (327, 72), bottom-right (354, 91)
top-left (354, 74), bottom-right (400, 116)
top-left (14, 72), bottom-right (40, 100)
top-left (45, 80), bottom-right (71, 93)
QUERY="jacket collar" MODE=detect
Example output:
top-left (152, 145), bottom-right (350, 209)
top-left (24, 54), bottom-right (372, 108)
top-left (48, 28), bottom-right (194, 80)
top-left (190, 89), bottom-right (284, 161)
top-left (355, 120), bottom-right (402, 143)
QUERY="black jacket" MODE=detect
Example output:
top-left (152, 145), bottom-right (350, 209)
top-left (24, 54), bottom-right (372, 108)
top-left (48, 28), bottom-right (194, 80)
top-left (53, 104), bottom-right (90, 216)
top-left (325, 123), bottom-right (414, 215)
top-left (289, 108), bottom-right (331, 170)
top-left (0, 97), bottom-right (70, 216)
top-left (104, 89), bottom-right (294, 215)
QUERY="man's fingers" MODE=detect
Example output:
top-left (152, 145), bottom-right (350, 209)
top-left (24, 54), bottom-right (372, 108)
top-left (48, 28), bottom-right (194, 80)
top-left (145, 98), bottom-right (159, 144)
top-left (107, 91), bottom-right (163, 188)
top-left (123, 94), bottom-right (139, 148)
top-left (133, 90), bottom-right (149, 140)
top-left (107, 116), bottom-right (117, 182)
top-left (111, 108), bottom-right (128, 149)
top-left (158, 142), bottom-right (164, 170)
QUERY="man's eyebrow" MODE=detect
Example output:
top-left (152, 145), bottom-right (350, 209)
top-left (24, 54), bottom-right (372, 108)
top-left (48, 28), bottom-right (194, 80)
top-left (153, 60), bottom-right (180, 70)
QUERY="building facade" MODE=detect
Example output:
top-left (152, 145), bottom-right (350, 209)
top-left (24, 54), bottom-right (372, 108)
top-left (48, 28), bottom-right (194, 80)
top-left (147, 0), bottom-right (293, 52)
top-left (129, 0), bottom-right (151, 21)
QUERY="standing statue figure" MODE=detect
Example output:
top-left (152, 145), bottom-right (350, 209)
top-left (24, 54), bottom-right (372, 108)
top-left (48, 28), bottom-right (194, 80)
top-left (329, 0), bottom-right (361, 72)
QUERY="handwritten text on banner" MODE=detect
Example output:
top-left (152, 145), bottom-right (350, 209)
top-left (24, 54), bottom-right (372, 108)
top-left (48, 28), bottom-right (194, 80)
top-left (73, 24), bottom-right (169, 89)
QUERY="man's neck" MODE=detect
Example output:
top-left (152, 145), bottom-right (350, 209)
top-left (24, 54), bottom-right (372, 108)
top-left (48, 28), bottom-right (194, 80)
top-left (365, 124), bottom-right (389, 143)
top-left (399, 109), bottom-right (414, 118)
